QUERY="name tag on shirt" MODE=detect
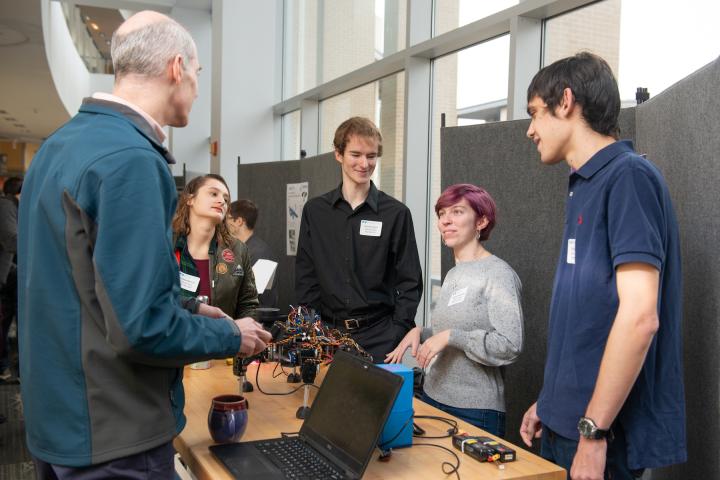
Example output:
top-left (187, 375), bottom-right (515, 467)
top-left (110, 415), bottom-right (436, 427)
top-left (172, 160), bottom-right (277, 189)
top-left (359, 220), bottom-right (382, 237)
top-left (448, 287), bottom-right (468, 307)
top-left (567, 239), bottom-right (576, 264)
top-left (180, 271), bottom-right (200, 292)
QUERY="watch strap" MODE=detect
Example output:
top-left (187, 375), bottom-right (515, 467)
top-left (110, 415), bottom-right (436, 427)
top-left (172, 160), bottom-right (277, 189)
top-left (578, 416), bottom-right (612, 440)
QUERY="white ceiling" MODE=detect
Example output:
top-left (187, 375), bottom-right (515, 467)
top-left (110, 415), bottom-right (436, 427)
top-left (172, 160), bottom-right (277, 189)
top-left (0, 0), bottom-right (212, 144)
top-left (0, 0), bottom-right (70, 143)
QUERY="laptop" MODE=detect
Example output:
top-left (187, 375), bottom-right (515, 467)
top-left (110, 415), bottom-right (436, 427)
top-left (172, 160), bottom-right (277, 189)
top-left (210, 350), bottom-right (403, 479)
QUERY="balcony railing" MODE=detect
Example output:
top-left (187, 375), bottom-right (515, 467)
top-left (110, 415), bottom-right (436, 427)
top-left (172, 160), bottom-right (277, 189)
top-left (60, 3), bottom-right (114, 75)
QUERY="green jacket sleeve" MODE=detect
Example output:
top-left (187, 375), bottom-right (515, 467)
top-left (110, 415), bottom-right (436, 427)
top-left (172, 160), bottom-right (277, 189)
top-left (234, 246), bottom-right (260, 319)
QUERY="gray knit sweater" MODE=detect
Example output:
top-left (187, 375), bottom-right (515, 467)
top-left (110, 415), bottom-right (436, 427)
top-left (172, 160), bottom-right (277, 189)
top-left (422, 255), bottom-right (523, 411)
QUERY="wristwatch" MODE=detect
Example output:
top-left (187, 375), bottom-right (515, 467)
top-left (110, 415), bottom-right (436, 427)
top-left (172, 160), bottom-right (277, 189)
top-left (577, 417), bottom-right (611, 440)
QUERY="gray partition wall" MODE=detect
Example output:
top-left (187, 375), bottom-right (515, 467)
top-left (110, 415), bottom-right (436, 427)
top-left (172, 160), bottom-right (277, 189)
top-left (237, 152), bottom-right (341, 313)
top-left (440, 58), bottom-right (719, 479)
top-left (631, 58), bottom-right (720, 480)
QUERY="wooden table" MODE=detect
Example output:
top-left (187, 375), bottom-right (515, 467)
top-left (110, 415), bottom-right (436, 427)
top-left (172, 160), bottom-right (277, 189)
top-left (174, 361), bottom-right (565, 480)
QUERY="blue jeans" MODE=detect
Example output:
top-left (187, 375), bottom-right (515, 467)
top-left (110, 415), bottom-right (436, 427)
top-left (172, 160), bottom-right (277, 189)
top-left (540, 425), bottom-right (644, 480)
top-left (420, 391), bottom-right (506, 438)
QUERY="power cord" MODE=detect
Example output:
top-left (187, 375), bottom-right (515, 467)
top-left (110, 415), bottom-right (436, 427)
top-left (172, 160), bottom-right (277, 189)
top-left (377, 413), bottom-right (414, 451)
top-left (413, 415), bottom-right (461, 478)
top-left (413, 415), bottom-right (459, 439)
top-left (271, 361), bottom-right (286, 378)
top-left (255, 361), bottom-right (320, 395)
top-left (412, 442), bottom-right (461, 479)
top-left (378, 414), bottom-right (461, 479)
top-left (379, 413), bottom-right (458, 450)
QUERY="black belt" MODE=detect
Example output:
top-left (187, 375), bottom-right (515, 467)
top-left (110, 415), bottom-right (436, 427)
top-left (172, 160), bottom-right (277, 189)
top-left (322, 309), bottom-right (392, 331)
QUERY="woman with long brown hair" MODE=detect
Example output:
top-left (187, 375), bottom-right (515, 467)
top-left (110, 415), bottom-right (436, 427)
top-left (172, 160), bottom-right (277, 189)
top-left (172, 174), bottom-right (258, 320)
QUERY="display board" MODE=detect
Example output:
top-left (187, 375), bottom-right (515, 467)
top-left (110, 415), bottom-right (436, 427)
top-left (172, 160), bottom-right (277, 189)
top-left (237, 152), bottom-right (341, 312)
top-left (632, 58), bottom-right (720, 480)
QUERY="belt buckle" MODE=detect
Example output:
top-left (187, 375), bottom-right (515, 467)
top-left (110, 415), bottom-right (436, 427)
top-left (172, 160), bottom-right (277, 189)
top-left (344, 318), bottom-right (360, 330)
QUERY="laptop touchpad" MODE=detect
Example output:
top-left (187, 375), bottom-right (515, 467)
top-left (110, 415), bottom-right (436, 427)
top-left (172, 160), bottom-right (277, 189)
top-left (211, 443), bottom-right (284, 479)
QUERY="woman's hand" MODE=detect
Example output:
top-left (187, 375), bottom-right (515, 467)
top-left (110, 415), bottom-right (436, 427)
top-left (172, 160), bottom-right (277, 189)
top-left (415, 330), bottom-right (451, 369)
top-left (197, 303), bottom-right (231, 319)
top-left (385, 327), bottom-right (421, 364)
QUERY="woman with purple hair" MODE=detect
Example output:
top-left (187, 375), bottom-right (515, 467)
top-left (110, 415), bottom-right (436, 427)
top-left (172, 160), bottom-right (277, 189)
top-left (386, 183), bottom-right (523, 437)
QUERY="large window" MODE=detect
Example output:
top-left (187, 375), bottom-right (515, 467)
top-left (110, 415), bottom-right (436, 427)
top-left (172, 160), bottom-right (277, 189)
top-left (543, 0), bottom-right (621, 86)
top-left (283, 0), bottom-right (407, 99)
top-left (428, 35), bottom-right (510, 306)
top-left (544, 0), bottom-right (720, 103)
top-left (434, 0), bottom-right (518, 37)
top-left (319, 72), bottom-right (405, 200)
top-left (617, 0), bottom-right (720, 102)
top-left (277, 0), bottom-right (720, 325)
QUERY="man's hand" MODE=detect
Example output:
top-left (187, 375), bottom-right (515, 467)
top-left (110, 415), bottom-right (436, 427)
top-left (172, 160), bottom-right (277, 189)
top-left (415, 330), bottom-right (450, 369)
top-left (235, 317), bottom-right (272, 357)
top-left (570, 437), bottom-right (607, 480)
top-left (197, 303), bottom-right (231, 319)
top-left (385, 326), bottom-right (421, 364)
top-left (520, 402), bottom-right (543, 447)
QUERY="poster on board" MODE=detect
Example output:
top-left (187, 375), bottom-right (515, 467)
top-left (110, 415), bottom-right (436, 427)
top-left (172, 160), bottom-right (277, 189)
top-left (286, 182), bottom-right (308, 255)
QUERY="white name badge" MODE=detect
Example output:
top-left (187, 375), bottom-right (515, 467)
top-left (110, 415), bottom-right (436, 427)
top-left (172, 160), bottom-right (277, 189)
top-left (359, 220), bottom-right (382, 237)
top-left (179, 271), bottom-right (201, 292)
top-left (567, 239), bottom-right (576, 264)
top-left (448, 287), bottom-right (468, 307)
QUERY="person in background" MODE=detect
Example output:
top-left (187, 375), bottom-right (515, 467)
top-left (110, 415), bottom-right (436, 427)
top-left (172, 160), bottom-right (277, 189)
top-left (295, 117), bottom-right (423, 362)
top-left (0, 176), bottom-right (21, 383)
top-left (227, 199), bottom-right (279, 308)
top-left (386, 184), bottom-right (523, 437)
top-left (18, 11), bottom-right (270, 479)
top-left (172, 175), bottom-right (259, 319)
top-left (520, 52), bottom-right (685, 480)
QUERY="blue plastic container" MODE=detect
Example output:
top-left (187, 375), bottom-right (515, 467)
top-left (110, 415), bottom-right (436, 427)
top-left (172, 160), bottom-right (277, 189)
top-left (378, 364), bottom-right (413, 449)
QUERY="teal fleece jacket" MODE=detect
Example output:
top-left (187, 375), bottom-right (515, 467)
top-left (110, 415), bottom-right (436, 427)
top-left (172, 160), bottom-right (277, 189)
top-left (18, 99), bottom-right (241, 466)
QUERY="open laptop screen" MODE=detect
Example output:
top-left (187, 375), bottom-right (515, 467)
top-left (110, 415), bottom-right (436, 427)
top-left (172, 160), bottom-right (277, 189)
top-left (300, 352), bottom-right (402, 477)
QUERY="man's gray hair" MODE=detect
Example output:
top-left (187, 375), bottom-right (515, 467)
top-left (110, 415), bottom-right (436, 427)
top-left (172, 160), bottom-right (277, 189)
top-left (111, 19), bottom-right (196, 77)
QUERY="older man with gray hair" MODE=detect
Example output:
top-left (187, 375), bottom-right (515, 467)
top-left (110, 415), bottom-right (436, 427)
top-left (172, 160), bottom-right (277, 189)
top-left (18, 11), bottom-right (270, 479)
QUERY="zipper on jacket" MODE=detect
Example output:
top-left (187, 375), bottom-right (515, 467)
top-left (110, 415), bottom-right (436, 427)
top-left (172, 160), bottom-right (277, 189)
top-left (209, 241), bottom-right (217, 305)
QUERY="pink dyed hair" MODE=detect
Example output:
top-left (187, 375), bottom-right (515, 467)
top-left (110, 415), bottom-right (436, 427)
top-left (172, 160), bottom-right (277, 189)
top-left (435, 183), bottom-right (497, 241)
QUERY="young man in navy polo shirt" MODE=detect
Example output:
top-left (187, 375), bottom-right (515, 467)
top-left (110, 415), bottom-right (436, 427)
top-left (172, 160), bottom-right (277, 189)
top-left (519, 53), bottom-right (686, 479)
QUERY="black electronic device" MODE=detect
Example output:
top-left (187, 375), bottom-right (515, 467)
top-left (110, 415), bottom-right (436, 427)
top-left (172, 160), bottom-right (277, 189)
top-left (635, 86), bottom-right (650, 105)
top-left (268, 306), bottom-right (371, 386)
top-left (451, 433), bottom-right (516, 463)
top-left (210, 350), bottom-right (402, 480)
top-left (295, 348), bottom-right (320, 419)
top-left (232, 356), bottom-right (254, 393)
top-left (257, 307), bottom-right (285, 329)
top-left (234, 306), bottom-right (372, 412)
top-left (232, 316), bottom-right (286, 395)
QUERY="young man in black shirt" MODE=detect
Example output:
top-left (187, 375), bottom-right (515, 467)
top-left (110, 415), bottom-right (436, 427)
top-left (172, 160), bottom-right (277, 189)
top-left (295, 117), bottom-right (423, 362)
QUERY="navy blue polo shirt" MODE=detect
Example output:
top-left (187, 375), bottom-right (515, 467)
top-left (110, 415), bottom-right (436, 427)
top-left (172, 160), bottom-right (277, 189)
top-left (537, 141), bottom-right (686, 469)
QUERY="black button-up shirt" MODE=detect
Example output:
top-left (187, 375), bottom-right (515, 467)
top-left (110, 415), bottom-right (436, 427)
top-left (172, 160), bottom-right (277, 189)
top-left (295, 182), bottom-right (423, 329)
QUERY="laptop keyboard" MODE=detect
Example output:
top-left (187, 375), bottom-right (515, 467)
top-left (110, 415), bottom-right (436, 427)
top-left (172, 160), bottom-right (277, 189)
top-left (255, 438), bottom-right (345, 479)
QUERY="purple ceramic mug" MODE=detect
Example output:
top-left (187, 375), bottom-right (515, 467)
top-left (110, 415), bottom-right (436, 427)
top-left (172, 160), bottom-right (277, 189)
top-left (208, 394), bottom-right (248, 443)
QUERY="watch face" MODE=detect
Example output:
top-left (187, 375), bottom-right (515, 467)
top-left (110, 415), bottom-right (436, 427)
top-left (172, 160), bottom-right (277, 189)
top-left (578, 418), bottom-right (595, 437)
